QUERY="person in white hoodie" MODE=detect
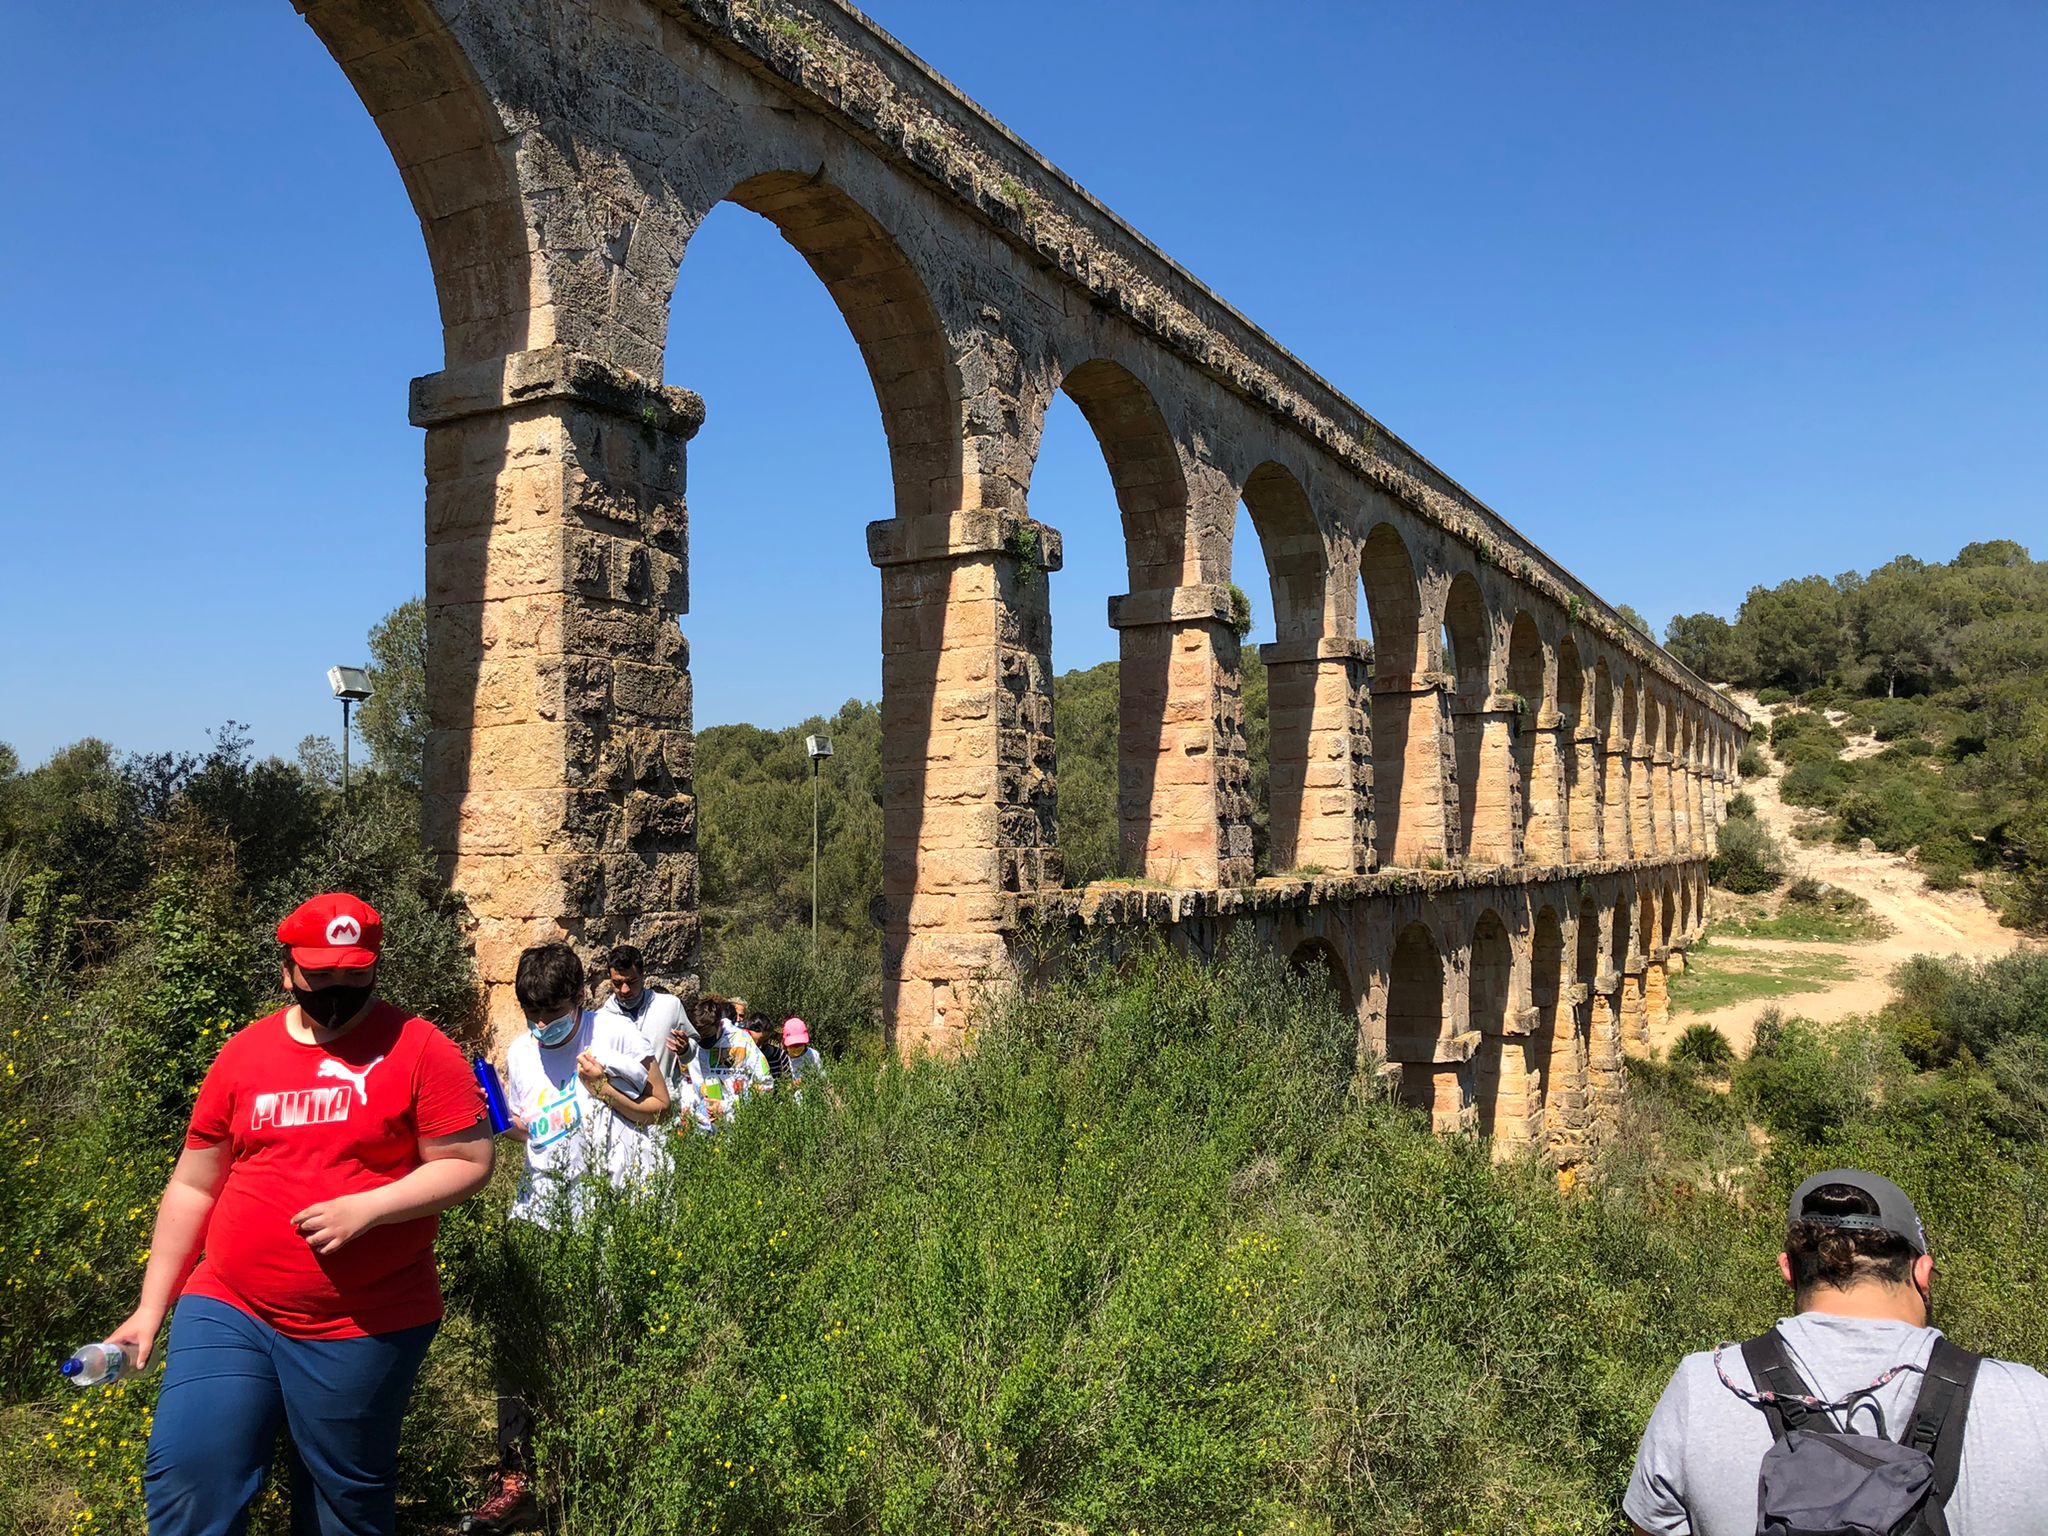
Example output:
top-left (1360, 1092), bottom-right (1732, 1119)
top-left (466, 943), bottom-right (669, 1533)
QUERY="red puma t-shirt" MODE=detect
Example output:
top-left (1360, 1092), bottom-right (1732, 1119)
top-left (181, 1001), bottom-right (484, 1339)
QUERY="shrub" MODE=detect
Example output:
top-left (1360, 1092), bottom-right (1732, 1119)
top-left (1725, 791), bottom-right (1757, 818)
top-left (1709, 816), bottom-right (1787, 894)
top-left (1671, 1024), bottom-right (1736, 1070)
top-left (707, 923), bottom-right (881, 1058)
top-left (1770, 711), bottom-right (1847, 758)
top-left (1871, 700), bottom-right (1924, 742)
top-left (1735, 1016), bottom-right (1878, 1143)
top-left (1781, 758), bottom-right (1852, 809)
top-left (1757, 686), bottom-right (1793, 706)
top-left (1785, 876), bottom-right (1824, 904)
top-left (1750, 721), bottom-right (1770, 744)
top-left (1737, 746), bottom-right (1768, 780)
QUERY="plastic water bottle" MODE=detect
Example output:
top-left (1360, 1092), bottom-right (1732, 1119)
top-left (60, 1343), bottom-right (127, 1388)
top-left (473, 1056), bottom-right (512, 1135)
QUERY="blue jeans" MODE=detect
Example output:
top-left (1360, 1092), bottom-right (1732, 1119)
top-left (144, 1296), bottom-right (437, 1536)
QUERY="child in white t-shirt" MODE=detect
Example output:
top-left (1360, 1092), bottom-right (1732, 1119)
top-left (474, 943), bottom-right (672, 1528)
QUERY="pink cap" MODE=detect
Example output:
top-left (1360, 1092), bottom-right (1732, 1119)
top-left (782, 1018), bottom-right (810, 1048)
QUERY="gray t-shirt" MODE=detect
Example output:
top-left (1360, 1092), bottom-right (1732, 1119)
top-left (1625, 1312), bottom-right (2048, 1535)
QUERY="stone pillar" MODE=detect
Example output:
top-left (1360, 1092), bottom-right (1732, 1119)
top-left (1643, 953), bottom-right (1670, 1046)
top-left (1523, 712), bottom-right (1567, 864)
top-left (1370, 674), bottom-right (1455, 868)
top-left (1603, 736), bottom-right (1633, 861)
top-left (411, 346), bottom-right (702, 1039)
top-left (1619, 953), bottom-right (1650, 1058)
top-left (1697, 759), bottom-right (1711, 849)
top-left (1487, 1003), bottom-right (1545, 1157)
top-left (1545, 982), bottom-right (1593, 1163)
top-left (1261, 637), bottom-right (1373, 874)
top-left (1107, 583), bottom-right (1253, 887)
top-left (1570, 728), bottom-right (1605, 861)
top-left (1653, 750), bottom-right (1677, 856)
top-left (1630, 740), bottom-right (1657, 856)
top-left (1462, 699), bottom-right (1519, 866)
top-left (1587, 966), bottom-right (1624, 1133)
top-left (869, 510), bottom-right (1063, 1052)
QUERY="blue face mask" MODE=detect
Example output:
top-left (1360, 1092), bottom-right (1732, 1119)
top-left (532, 1010), bottom-right (579, 1048)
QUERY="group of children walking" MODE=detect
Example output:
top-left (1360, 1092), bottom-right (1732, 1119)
top-left (470, 940), bottom-right (828, 1531)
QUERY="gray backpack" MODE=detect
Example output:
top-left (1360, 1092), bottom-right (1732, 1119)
top-left (1741, 1332), bottom-right (1979, 1536)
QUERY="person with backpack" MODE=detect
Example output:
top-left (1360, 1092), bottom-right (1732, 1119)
top-left (1624, 1168), bottom-right (2048, 1536)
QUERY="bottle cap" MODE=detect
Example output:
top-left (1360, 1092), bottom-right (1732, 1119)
top-left (60, 1358), bottom-right (83, 1377)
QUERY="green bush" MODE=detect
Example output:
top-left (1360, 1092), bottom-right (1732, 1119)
top-left (1785, 876), bottom-right (1824, 904)
top-left (707, 923), bottom-right (881, 1058)
top-left (448, 935), bottom-right (1789, 1534)
top-left (1671, 1024), bottom-right (1736, 1070)
top-left (1871, 700), bottom-right (1924, 742)
top-left (1737, 746), bottom-right (1768, 780)
top-left (1756, 686), bottom-right (1793, 706)
top-left (1710, 816), bottom-right (1787, 894)
top-left (1770, 712), bottom-right (1847, 759)
top-left (1780, 758), bottom-right (1852, 809)
top-left (1725, 791), bottom-right (1757, 818)
top-left (1735, 1014), bottom-right (1880, 1142)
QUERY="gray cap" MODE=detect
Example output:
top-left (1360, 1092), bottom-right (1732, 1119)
top-left (1788, 1168), bottom-right (1929, 1255)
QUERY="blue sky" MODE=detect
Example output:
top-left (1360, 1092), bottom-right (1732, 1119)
top-left (3, 2), bottom-right (2042, 768)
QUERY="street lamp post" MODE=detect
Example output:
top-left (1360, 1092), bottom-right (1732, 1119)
top-left (328, 666), bottom-right (375, 803)
top-left (804, 734), bottom-right (834, 952)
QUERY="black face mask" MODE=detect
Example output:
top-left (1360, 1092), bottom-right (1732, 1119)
top-left (292, 981), bottom-right (374, 1030)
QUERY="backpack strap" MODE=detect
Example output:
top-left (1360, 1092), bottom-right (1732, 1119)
top-left (1741, 1330), bottom-right (1835, 1438)
top-left (1904, 1339), bottom-right (1980, 1503)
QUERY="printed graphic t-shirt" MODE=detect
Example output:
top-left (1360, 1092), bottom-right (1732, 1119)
top-left (697, 1020), bottom-right (773, 1124)
top-left (504, 1011), bottom-right (661, 1226)
top-left (183, 1003), bottom-right (485, 1340)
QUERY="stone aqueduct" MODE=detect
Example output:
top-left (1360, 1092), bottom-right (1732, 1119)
top-left (301, 0), bottom-right (1747, 1157)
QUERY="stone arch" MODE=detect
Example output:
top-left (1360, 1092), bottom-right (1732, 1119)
top-left (1611, 890), bottom-right (1633, 973)
top-left (1240, 462), bottom-right (1329, 643)
top-left (1289, 936), bottom-right (1355, 1014)
top-left (1620, 674), bottom-right (1648, 858)
top-left (1557, 633), bottom-right (1591, 859)
top-left (1507, 613), bottom-right (1554, 860)
top-left (1242, 464), bottom-right (1351, 876)
top-left (1047, 358), bottom-right (1204, 883)
top-left (1661, 885), bottom-right (1678, 952)
top-left (1058, 358), bottom-right (1192, 592)
top-left (1387, 920), bottom-right (1448, 1123)
top-left (1641, 688), bottom-right (1665, 856)
top-left (673, 171), bottom-right (983, 1045)
top-left (302, 3), bottom-right (533, 368)
top-left (1360, 521), bottom-right (1441, 868)
top-left (700, 171), bottom-right (965, 524)
top-left (1534, 904), bottom-right (1582, 1155)
top-left (1470, 908), bottom-right (1523, 1144)
top-left (1443, 573), bottom-right (1495, 862)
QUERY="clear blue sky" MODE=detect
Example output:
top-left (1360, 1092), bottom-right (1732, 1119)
top-left (3, 2), bottom-right (2042, 769)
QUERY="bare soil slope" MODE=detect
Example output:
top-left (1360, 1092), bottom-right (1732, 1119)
top-left (1653, 692), bottom-right (2020, 1055)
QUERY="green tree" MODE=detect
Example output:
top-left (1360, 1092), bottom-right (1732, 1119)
top-left (1736, 575), bottom-right (1847, 691)
top-left (356, 598), bottom-right (429, 790)
top-left (1616, 603), bottom-right (1654, 640)
top-left (1664, 612), bottom-right (1748, 682)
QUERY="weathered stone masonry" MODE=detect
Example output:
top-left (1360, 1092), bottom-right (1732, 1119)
top-left (299, 0), bottom-right (1747, 1158)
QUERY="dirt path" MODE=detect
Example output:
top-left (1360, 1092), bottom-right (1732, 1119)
top-left (1652, 692), bottom-right (2021, 1055)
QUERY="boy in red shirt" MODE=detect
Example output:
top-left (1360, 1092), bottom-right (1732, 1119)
top-left (110, 892), bottom-right (494, 1536)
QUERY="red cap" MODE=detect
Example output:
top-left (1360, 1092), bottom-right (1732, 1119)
top-left (277, 893), bottom-right (382, 969)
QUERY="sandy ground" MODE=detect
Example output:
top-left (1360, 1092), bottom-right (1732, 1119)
top-left (1650, 693), bottom-right (2022, 1056)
